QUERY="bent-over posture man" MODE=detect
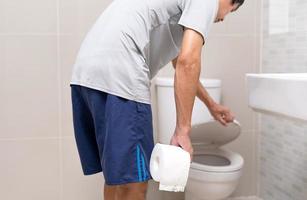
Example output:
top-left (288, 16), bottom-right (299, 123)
top-left (70, 0), bottom-right (244, 199)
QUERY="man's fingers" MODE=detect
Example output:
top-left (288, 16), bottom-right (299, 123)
top-left (218, 115), bottom-right (227, 126)
top-left (170, 135), bottom-right (179, 146)
top-left (224, 113), bottom-right (234, 122)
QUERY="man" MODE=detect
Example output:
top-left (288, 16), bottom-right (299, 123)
top-left (70, 0), bottom-right (244, 199)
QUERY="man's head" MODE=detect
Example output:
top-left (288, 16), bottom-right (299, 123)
top-left (214, 0), bottom-right (244, 23)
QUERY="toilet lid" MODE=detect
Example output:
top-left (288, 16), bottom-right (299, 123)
top-left (190, 119), bottom-right (241, 148)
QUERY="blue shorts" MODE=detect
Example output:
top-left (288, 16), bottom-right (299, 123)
top-left (70, 84), bottom-right (154, 185)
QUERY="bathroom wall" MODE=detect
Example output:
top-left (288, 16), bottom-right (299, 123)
top-left (0, 0), bottom-right (260, 200)
top-left (0, 0), bottom-right (107, 199)
top-left (258, 0), bottom-right (307, 199)
top-left (259, 114), bottom-right (307, 200)
top-left (261, 0), bottom-right (307, 73)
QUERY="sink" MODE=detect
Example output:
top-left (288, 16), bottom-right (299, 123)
top-left (246, 73), bottom-right (307, 121)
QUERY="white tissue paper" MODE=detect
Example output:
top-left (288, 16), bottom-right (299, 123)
top-left (149, 143), bottom-right (191, 192)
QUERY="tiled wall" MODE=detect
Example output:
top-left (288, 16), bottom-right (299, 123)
top-left (0, 0), bottom-right (107, 199)
top-left (0, 0), bottom-right (259, 200)
top-left (259, 0), bottom-right (307, 199)
top-left (262, 0), bottom-right (307, 72)
top-left (259, 114), bottom-right (307, 200)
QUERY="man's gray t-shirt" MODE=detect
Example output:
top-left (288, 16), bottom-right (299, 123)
top-left (70, 0), bottom-right (218, 104)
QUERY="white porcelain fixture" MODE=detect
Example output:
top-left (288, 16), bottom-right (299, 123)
top-left (155, 77), bottom-right (244, 200)
top-left (246, 73), bottom-right (307, 121)
top-left (155, 77), bottom-right (221, 144)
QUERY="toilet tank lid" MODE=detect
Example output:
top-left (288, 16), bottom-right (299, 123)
top-left (190, 119), bottom-right (241, 148)
top-left (154, 77), bottom-right (221, 88)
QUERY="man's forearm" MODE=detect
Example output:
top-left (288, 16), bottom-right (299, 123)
top-left (196, 81), bottom-right (216, 108)
top-left (172, 57), bottom-right (216, 110)
top-left (174, 59), bottom-right (200, 133)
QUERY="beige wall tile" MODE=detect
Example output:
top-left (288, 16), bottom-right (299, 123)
top-left (225, 130), bottom-right (257, 197)
top-left (59, 35), bottom-right (84, 137)
top-left (202, 36), bottom-right (257, 131)
top-left (0, 36), bottom-right (59, 138)
top-left (202, 36), bottom-right (256, 77)
top-left (0, 0), bottom-right (56, 33)
top-left (224, 0), bottom-right (256, 36)
top-left (218, 67), bottom-right (256, 131)
top-left (0, 38), bottom-right (4, 101)
top-left (59, 0), bottom-right (112, 35)
top-left (210, 20), bottom-right (228, 36)
top-left (0, 139), bottom-right (60, 200)
top-left (210, 0), bottom-right (256, 36)
top-left (61, 137), bottom-right (103, 200)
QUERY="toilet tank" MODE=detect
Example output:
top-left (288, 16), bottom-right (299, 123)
top-left (154, 77), bottom-right (222, 144)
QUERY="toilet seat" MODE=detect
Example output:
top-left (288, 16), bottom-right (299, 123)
top-left (189, 119), bottom-right (244, 172)
top-left (190, 148), bottom-right (244, 172)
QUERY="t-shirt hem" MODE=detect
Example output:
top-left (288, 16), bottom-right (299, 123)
top-left (70, 81), bottom-right (151, 105)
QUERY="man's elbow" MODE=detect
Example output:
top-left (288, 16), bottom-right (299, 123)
top-left (176, 54), bottom-right (200, 72)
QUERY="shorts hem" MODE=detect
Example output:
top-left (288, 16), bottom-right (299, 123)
top-left (104, 177), bottom-right (153, 185)
top-left (83, 168), bottom-right (102, 176)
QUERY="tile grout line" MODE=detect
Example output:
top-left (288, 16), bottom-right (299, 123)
top-left (0, 137), bottom-right (60, 141)
top-left (253, 0), bottom-right (259, 196)
top-left (256, 0), bottom-right (264, 196)
top-left (56, 0), bottom-right (63, 199)
top-left (210, 34), bottom-right (258, 38)
top-left (0, 135), bottom-right (75, 141)
top-left (0, 33), bottom-right (79, 37)
top-left (252, 4), bottom-right (259, 194)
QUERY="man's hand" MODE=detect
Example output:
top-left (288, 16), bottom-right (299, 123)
top-left (170, 126), bottom-right (194, 161)
top-left (208, 102), bottom-right (235, 126)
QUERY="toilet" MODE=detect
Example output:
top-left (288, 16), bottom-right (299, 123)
top-left (154, 77), bottom-right (244, 200)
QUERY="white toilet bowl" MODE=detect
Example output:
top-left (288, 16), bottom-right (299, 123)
top-left (154, 77), bottom-right (244, 200)
top-left (185, 120), bottom-right (244, 200)
top-left (185, 147), bottom-right (244, 200)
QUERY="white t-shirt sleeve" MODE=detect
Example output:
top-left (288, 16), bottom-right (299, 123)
top-left (178, 0), bottom-right (219, 45)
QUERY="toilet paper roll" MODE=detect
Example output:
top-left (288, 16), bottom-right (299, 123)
top-left (150, 143), bottom-right (191, 192)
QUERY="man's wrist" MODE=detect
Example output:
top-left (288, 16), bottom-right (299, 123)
top-left (175, 124), bottom-right (191, 136)
top-left (205, 98), bottom-right (217, 109)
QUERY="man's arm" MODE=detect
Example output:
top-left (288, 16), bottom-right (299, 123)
top-left (172, 53), bottom-right (234, 126)
top-left (173, 28), bottom-right (203, 134)
top-left (169, 27), bottom-right (204, 159)
top-left (172, 57), bottom-right (216, 109)
top-left (170, 27), bottom-right (235, 160)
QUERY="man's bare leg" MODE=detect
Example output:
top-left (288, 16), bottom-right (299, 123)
top-left (104, 182), bottom-right (148, 200)
top-left (104, 183), bottom-right (116, 200)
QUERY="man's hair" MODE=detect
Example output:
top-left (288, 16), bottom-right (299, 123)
top-left (231, 0), bottom-right (244, 11)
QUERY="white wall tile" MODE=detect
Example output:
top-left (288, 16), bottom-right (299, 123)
top-left (259, 0), bottom-right (307, 199)
top-left (59, 35), bottom-right (84, 137)
top-left (202, 36), bottom-right (258, 131)
top-left (259, 114), bottom-right (307, 200)
top-left (0, 35), bottom-right (59, 139)
top-left (59, 0), bottom-right (112, 35)
top-left (61, 137), bottom-right (103, 200)
top-left (0, 0), bottom-right (57, 33)
top-left (225, 131), bottom-right (257, 196)
top-left (0, 139), bottom-right (60, 200)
